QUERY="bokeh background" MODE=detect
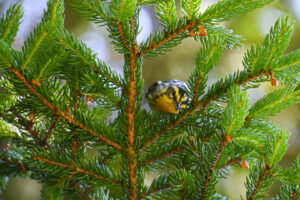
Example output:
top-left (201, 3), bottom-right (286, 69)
top-left (0, 0), bottom-right (299, 199)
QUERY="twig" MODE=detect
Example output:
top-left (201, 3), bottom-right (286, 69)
top-left (117, 22), bottom-right (131, 52)
top-left (142, 147), bottom-right (183, 165)
top-left (247, 164), bottom-right (271, 200)
top-left (193, 75), bottom-right (203, 106)
top-left (292, 190), bottom-right (297, 200)
top-left (1, 158), bottom-right (28, 174)
top-left (43, 118), bottom-right (60, 145)
top-left (140, 20), bottom-right (203, 56)
top-left (14, 112), bottom-right (41, 146)
top-left (200, 137), bottom-right (229, 200)
top-left (72, 182), bottom-right (93, 200)
top-left (223, 157), bottom-right (242, 168)
top-left (32, 156), bottom-right (121, 185)
top-left (139, 184), bottom-right (172, 198)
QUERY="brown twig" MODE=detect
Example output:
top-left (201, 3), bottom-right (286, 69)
top-left (72, 182), bottom-right (92, 200)
top-left (118, 22), bottom-right (131, 52)
top-left (247, 164), bottom-right (271, 200)
top-left (292, 190), bottom-right (297, 200)
top-left (181, 182), bottom-right (186, 199)
top-left (1, 158), bottom-right (28, 174)
top-left (140, 20), bottom-right (201, 56)
top-left (9, 67), bottom-right (122, 151)
top-left (200, 137), bottom-right (229, 200)
top-left (142, 147), bottom-right (183, 165)
top-left (192, 75), bottom-right (203, 106)
top-left (58, 173), bottom-right (75, 183)
top-left (43, 118), bottom-right (60, 144)
top-left (15, 112), bottom-right (41, 145)
top-left (139, 184), bottom-right (172, 198)
top-left (72, 135), bottom-right (79, 159)
top-left (189, 137), bottom-right (204, 163)
top-left (32, 156), bottom-right (121, 185)
top-left (223, 157), bottom-right (242, 168)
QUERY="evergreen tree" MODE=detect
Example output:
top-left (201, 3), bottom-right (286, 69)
top-left (0, 0), bottom-right (299, 199)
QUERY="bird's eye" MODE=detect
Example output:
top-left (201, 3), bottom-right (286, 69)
top-left (172, 91), bottom-right (176, 97)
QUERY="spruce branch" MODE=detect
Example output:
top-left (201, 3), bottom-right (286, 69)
top-left (20, 0), bottom-right (64, 71)
top-left (200, 137), bottom-right (230, 200)
top-left (9, 67), bottom-right (123, 151)
top-left (71, 0), bottom-right (110, 26)
top-left (140, 19), bottom-right (204, 57)
top-left (0, 158), bottom-right (28, 175)
top-left (201, 0), bottom-right (274, 22)
top-left (117, 22), bottom-right (131, 52)
top-left (0, 0), bottom-right (299, 199)
top-left (181, 0), bottom-right (202, 20)
top-left (0, 3), bottom-right (23, 45)
top-left (32, 156), bottom-right (122, 186)
top-left (58, 33), bottom-right (125, 90)
top-left (14, 111), bottom-right (41, 146)
top-left (142, 147), bottom-right (183, 166)
top-left (247, 86), bottom-right (300, 121)
top-left (247, 164), bottom-right (271, 200)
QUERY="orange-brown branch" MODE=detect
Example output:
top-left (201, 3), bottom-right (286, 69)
top-left (1, 158), bottom-right (28, 174)
top-left (200, 138), bottom-right (229, 200)
top-left (9, 67), bottom-right (122, 151)
top-left (248, 164), bottom-right (271, 200)
top-left (292, 190), bottom-right (297, 200)
top-left (127, 15), bottom-right (140, 200)
top-left (43, 118), bottom-right (60, 145)
top-left (143, 147), bottom-right (183, 165)
top-left (32, 156), bottom-right (121, 185)
top-left (224, 157), bottom-right (242, 168)
top-left (193, 75), bottom-right (203, 106)
top-left (14, 112), bottom-right (41, 146)
top-left (118, 22), bottom-right (131, 52)
top-left (140, 20), bottom-right (199, 56)
top-left (139, 184), bottom-right (172, 198)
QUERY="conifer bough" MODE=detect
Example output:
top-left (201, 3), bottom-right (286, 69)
top-left (0, 0), bottom-right (299, 199)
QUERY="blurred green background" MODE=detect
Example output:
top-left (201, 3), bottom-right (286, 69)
top-left (0, 0), bottom-right (299, 199)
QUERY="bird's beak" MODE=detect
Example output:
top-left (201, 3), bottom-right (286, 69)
top-left (176, 103), bottom-right (181, 111)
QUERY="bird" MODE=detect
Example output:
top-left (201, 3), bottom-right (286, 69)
top-left (146, 80), bottom-right (190, 114)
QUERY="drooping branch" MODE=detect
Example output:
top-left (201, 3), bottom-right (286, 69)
top-left (140, 20), bottom-right (205, 56)
top-left (9, 67), bottom-right (123, 151)
top-left (32, 156), bottom-right (122, 185)
top-left (1, 158), bottom-right (28, 174)
top-left (200, 137), bottom-right (230, 200)
top-left (247, 164), bottom-right (271, 200)
top-left (142, 147), bottom-right (183, 165)
top-left (139, 184), bottom-right (172, 199)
